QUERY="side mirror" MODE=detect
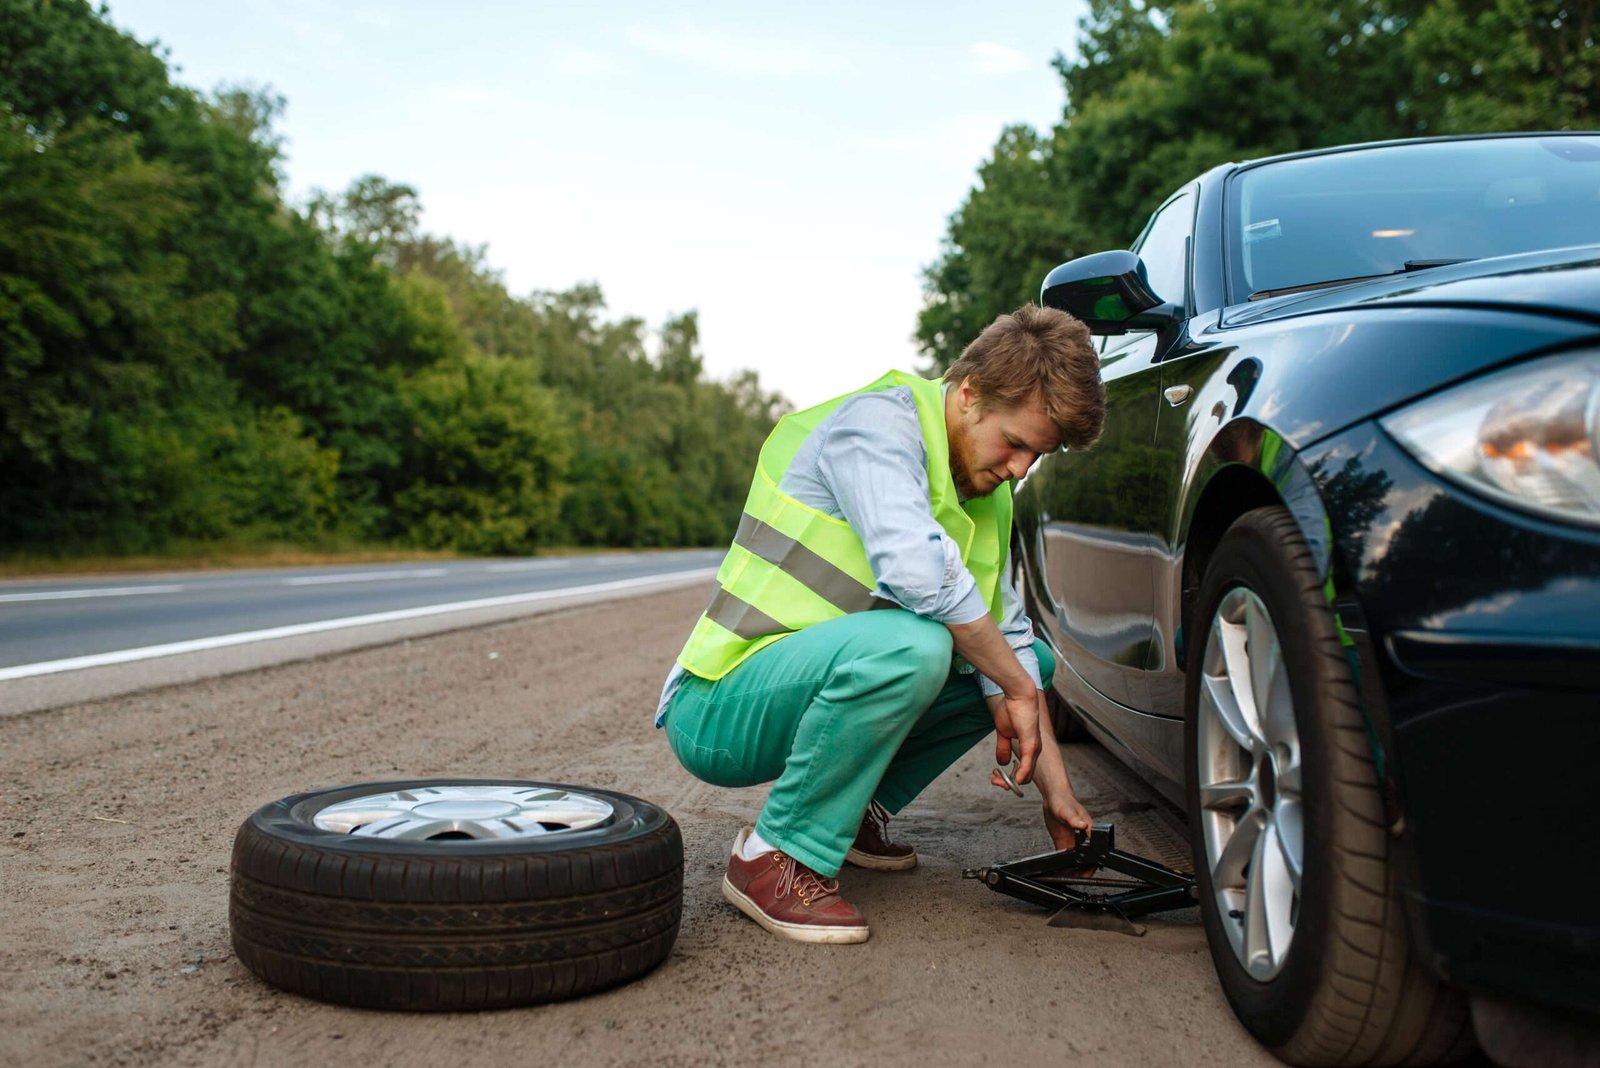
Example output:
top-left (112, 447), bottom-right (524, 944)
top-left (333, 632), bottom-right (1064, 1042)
top-left (1040, 250), bottom-right (1181, 335)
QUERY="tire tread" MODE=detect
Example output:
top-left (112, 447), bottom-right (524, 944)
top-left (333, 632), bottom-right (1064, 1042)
top-left (1188, 508), bottom-right (1473, 1066)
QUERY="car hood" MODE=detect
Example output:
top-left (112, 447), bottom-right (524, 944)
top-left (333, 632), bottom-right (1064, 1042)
top-left (1222, 245), bottom-right (1600, 328)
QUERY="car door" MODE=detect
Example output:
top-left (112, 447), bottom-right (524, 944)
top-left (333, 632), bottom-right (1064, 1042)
top-left (1021, 187), bottom-right (1196, 708)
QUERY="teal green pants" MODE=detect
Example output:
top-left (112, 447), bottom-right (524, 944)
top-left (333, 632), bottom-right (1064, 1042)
top-left (661, 609), bottom-right (1055, 878)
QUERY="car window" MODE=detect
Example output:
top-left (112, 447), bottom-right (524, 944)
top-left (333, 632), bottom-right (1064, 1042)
top-left (1228, 135), bottom-right (1600, 299)
top-left (1133, 190), bottom-right (1195, 309)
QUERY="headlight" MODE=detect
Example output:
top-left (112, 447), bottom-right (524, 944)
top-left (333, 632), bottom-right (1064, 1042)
top-left (1381, 350), bottom-right (1600, 526)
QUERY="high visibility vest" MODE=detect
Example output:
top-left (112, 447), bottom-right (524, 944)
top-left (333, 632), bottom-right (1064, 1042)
top-left (676, 370), bottom-right (1012, 680)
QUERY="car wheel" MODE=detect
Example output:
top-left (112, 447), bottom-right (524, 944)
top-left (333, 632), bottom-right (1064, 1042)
top-left (1185, 508), bottom-right (1473, 1065)
top-left (229, 778), bottom-right (683, 1011)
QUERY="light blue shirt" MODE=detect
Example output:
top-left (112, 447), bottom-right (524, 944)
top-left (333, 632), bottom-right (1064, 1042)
top-left (655, 384), bottom-right (1042, 726)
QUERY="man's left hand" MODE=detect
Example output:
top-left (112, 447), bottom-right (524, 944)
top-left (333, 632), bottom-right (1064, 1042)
top-left (1042, 790), bottom-right (1093, 851)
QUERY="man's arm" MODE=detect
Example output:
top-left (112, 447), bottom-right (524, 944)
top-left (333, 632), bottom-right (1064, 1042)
top-left (971, 556), bottom-right (1042, 699)
top-left (1027, 691), bottom-right (1094, 847)
top-left (973, 548), bottom-right (1091, 833)
top-left (984, 690), bottom-right (1095, 846)
top-left (948, 614), bottom-right (1043, 784)
top-left (959, 545), bottom-right (1047, 781)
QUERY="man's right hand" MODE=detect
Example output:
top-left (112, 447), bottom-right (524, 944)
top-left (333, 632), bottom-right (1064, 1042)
top-left (952, 613), bottom-right (1046, 786)
top-left (986, 690), bottom-right (1042, 786)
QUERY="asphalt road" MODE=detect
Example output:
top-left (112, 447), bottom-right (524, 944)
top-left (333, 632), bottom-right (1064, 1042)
top-left (0, 551), bottom-right (724, 672)
top-left (0, 584), bottom-right (1279, 1068)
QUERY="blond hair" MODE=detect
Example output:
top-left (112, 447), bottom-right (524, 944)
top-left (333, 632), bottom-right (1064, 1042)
top-left (943, 304), bottom-right (1104, 451)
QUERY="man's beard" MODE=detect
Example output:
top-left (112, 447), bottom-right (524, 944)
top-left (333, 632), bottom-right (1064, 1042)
top-left (947, 423), bottom-right (981, 500)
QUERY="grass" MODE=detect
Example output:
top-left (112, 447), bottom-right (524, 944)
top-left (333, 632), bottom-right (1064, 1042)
top-left (0, 541), bottom-right (693, 580)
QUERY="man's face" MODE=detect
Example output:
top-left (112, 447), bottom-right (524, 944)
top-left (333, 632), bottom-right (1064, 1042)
top-left (946, 377), bottom-right (1061, 500)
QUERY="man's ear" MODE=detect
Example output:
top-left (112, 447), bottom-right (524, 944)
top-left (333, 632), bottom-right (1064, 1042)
top-left (955, 375), bottom-right (977, 414)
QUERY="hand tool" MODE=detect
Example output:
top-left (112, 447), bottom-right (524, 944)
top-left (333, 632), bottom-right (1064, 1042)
top-left (995, 754), bottom-right (1025, 797)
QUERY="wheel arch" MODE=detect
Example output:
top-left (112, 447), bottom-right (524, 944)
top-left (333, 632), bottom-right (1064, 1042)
top-left (1176, 421), bottom-right (1340, 659)
top-left (1179, 461), bottom-right (1283, 652)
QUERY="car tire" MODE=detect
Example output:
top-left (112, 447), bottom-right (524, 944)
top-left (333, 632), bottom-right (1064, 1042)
top-left (1184, 508), bottom-right (1473, 1066)
top-left (229, 778), bottom-right (683, 1011)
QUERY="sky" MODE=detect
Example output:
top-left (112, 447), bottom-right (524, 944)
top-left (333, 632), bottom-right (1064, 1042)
top-left (106, 1), bottom-right (1087, 409)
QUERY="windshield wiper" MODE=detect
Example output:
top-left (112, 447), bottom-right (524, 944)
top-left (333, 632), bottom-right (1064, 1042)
top-left (1247, 258), bottom-right (1477, 301)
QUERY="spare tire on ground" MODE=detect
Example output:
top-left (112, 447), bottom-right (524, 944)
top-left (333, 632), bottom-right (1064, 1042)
top-left (229, 778), bottom-right (683, 1011)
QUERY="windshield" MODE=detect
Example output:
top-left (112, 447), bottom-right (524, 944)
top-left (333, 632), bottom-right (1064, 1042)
top-left (1227, 135), bottom-right (1600, 300)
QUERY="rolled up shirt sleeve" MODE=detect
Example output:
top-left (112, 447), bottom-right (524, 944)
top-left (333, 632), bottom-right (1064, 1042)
top-left (813, 390), bottom-right (989, 626)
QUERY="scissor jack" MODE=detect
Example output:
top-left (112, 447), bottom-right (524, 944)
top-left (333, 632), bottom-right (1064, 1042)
top-left (963, 823), bottom-right (1198, 936)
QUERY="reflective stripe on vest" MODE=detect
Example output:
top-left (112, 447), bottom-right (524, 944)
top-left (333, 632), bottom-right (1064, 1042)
top-left (676, 370), bottom-right (1011, 680)
top-left (728, 513), bottom-right (883, 616)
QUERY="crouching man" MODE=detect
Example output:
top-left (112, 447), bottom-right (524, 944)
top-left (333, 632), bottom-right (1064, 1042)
top-left (655, 304), bottom-right (1107, 943)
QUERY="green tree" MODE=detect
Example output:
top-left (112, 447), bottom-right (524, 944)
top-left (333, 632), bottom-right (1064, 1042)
top-left (1404, 1), bottom-right (1597, 132)
top-left (0, 0), bottom-right (363, 549)
top-left (393, 350), bottom-right (572, 553)
top-left (918, 126), bottom-right (1078, 369)
top-left (1, 1), bottom-right (786, 557)
top-left (0, 0), bottom-right (175, 141)
top-left (1057, 0), bottom-right (1420, 250)
top-left (0, 108), bottom-right (233, 545)
top-left (308, 173), bottom-right (422, 262)
top-left (393, 235), bottom-right (548, 367)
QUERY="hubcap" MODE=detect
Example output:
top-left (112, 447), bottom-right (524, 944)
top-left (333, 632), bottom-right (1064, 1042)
top-left (1197, 588), bottom-right (1304, 980)
top-left (312, 784), bottom-right (615, 841)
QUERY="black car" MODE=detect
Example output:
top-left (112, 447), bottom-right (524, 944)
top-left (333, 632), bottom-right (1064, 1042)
top-left (1019, 132), bottom-right (1600, 1065)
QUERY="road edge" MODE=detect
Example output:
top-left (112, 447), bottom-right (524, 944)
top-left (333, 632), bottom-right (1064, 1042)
top-left (1, 569), bottom-right (714, 718)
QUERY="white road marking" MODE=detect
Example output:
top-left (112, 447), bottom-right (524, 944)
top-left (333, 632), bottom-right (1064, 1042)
top-left (0, 568), bottom-right (718, 681)
top-left (486, 560), bottom-right (575, 572)
top-left (0, 585), bottom-right (185, 603)
top-left (283, 568), bottom-right (451, 586)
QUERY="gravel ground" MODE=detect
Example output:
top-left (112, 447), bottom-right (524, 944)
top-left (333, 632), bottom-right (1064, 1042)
top-left (0, 586), bottom-right (1276, 1068)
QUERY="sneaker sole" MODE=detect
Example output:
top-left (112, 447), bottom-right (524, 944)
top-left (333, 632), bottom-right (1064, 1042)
top-left (720, 877), bottom-right (870, 944)
top-left (844, 847), bottom-right (918, 872)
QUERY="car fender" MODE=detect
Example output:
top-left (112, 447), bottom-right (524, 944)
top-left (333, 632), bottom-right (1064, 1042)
top-left (1178, 419), bottom-right (1332, 590)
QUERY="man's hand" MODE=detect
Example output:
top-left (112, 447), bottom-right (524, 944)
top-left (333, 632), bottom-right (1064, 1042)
top-left (1042, 789), bottom-right (1094, 851)
top-left (1027, 690), bottom-right (1094, 851)
top-left (985, 691), bottom-right (1042, 786)
top-left (950, 616), bottom-right (1041, 783)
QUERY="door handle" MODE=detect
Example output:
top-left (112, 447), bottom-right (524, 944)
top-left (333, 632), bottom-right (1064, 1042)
top-left (1163, 385), bottom-right (1193, 407)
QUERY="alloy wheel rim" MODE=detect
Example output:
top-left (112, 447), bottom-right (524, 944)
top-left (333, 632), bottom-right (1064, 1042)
top-left (312, 784), bottom-right (615, 841)
top-left (1197, 587), bottom-right (1304, 980)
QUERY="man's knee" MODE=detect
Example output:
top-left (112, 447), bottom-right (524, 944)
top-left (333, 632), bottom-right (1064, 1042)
top-left (848, 611), bottom-right (952, 705)
top-left (889, 612), bottom-right (955, 677)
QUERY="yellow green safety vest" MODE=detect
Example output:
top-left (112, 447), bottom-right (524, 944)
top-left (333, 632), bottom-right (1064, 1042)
top-left (676, 370), bottom-right (1012, 680)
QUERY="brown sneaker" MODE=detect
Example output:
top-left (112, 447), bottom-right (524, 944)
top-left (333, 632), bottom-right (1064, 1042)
top-left (721, 828), bottom-right (869, 944)
top-left (844, 800), bottom-right (918, 871)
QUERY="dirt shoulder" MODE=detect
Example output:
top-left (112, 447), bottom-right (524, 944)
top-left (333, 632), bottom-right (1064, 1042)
top-left (0, 586), bottom-right (1274, 1068)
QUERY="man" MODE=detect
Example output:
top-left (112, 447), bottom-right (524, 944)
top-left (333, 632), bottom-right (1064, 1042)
top-left (655, 304), bottom-right (1106, 944)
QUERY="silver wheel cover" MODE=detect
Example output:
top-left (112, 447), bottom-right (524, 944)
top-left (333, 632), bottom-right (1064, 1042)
top-left (1197, 588), bottom-right (1304, 980)
top-left (312, 784), bottom-right (615, 841)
